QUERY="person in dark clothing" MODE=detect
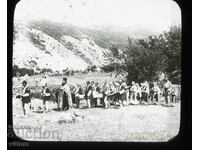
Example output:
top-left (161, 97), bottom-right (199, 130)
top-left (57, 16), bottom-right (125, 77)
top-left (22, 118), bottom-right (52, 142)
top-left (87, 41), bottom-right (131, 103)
top-left (16, 80), bottom-right (31, 115)
top-left (55, 78), bottom-right (70, 111)
top-left (85, 81), bottom-right (93, 108)
top-left (74, 84), bottom-right (85, 108)
top-left (93, 82), bottom-right (102, 107)
top-left (41, 83), bottom-right (51, 112)
top-left (140, 81), bottom-right (149, 104)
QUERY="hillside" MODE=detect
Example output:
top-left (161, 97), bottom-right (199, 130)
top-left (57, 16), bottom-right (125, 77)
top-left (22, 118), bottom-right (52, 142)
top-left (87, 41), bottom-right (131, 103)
top-left (13, 20), bottom-right (154, 72)
top-left (28, 20), bottom-right (129, 49)
top-left (13, 22), bottom-right (110, 72)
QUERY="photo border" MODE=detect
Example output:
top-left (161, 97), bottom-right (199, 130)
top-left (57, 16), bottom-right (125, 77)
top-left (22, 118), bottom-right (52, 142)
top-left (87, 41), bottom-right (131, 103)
top-left (7, 0), bottom-right (191, 149)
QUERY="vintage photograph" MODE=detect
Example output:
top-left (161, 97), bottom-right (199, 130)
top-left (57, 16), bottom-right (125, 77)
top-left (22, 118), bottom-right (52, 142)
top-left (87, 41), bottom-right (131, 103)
top-left (12, 0), bottom-right (181, 141)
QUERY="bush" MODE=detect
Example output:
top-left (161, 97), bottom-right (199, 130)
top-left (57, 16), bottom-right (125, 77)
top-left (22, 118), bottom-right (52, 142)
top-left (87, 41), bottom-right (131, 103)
top-left (40, 68), bottom-right (53, 74)
top-left (100, 65), bottom-right (115, 73)
top-left (13, 65), bottom-right (34, 77)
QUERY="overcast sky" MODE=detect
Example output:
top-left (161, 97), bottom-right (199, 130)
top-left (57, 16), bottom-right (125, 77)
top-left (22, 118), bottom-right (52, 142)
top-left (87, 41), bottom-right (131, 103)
top-left (15, 0), bottom-right (181, 33)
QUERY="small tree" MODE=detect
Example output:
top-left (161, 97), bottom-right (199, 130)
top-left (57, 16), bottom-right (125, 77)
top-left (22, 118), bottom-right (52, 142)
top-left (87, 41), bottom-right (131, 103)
top-left (103, 44), bottom-right (126, 76)
top-left (90, 65), bottom-right (97, 72)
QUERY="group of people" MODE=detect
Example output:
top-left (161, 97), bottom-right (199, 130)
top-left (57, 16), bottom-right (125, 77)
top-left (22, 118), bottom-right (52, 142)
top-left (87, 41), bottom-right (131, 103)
top-left (16, 76), bottom-right (179, 116)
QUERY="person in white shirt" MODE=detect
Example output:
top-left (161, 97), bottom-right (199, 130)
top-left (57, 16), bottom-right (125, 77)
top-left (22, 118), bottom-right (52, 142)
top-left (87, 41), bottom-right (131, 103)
top-left (74, 84), bottom-right (84, 108)
top-left (130, 81), bottom-right (140, 105)
top-left (135, 83), bottom-right (141, 101)
top-left (141, 81), bottom-right (149, 104)
top-left (41, 83), bottom-right (51, 112)
top-left (163, 77), bottom-right (173, 106)
top-left (84, 81), bottom-right (93, 108)
top-left (41, 73), bottom-right (48, 87)
top-left (16, 80), bottom-right (31, 116)
top-left (130, 81), bottom-right (137, 101)
top-left (170, 84), bottom-right (177, 104)
top-left (151, 82), bottom-right (161, 104)
top-left (93, 82), bottom-right (102, 107)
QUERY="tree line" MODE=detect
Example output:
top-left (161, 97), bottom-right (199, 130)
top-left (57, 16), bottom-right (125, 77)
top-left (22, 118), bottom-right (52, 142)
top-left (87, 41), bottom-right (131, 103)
top-left (102, 26), bottom-right (181, 84)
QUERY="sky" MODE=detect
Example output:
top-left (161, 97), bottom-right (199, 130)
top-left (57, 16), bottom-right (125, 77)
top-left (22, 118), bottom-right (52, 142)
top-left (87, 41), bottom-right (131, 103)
top-left (14, 0), bottom-right (181, 33)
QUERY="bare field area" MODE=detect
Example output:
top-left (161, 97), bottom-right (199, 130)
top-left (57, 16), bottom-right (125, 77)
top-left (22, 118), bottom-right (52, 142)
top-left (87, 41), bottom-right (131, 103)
top-left (12, 73), bottom-right (180, 142)
top-left (13, 100), bottom-right (180, 142)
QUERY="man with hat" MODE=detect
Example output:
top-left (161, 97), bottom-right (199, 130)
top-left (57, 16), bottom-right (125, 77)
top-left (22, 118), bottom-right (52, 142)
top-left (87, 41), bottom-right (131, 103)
top-left (151, 82), bottom-right (161, 104)
top-left (130, 81), bottom-right (140, 104)
top-left (163, 77), bottom-right (173, 106)
top-left (85, 81), bottom-right (93, 108)
top-left (16, 80), bottom-right (31, 115)
top-left (141, 81), bottom-right (149, 104)
top-left (41, 83), bottom-right (51, 112)
top-left (74, 83), bottom-right (85, 108)
top-left (56, 77), bottom-right (73, 110)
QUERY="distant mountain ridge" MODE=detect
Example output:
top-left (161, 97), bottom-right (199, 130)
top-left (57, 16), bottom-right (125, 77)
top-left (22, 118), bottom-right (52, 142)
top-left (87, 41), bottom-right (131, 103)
top-left (28, 20), bottom-right (130, 49)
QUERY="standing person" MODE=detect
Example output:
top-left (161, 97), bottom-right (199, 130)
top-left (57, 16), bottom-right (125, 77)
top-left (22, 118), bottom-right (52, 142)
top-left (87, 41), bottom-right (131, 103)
top-left (60, 77), bottom-right (73, 109)
top-left (141, 81), bottom-right (149, 104)
top-left (140, 82), bottom-right (145, 104)
top-left (119, 82), bottom-right (127, 106)
top-left (55, 77), bottom-right (72, 111)
top-left (41, 73), bottom-right (47, 87)
top-left (41, 83), bottom-right (51, 112)
top-left (112, 82), bottom-right (121, 106)
top-left (125, 82), bottom-right (131, 105)
top-left (135, 83), bottom-right (141, 101)
top-left (74, 84), bottom-right (84, 108)
top-left (93, 82), bottom-right (102, 107)
top-left (16, 80), bottom-right (31, 116)
top-left (102, 82), bottom-right (111, 108)
top-left (171, 84), bottom-right (177, 104)
top-left (90, 81), bottom-right (96, 107)
top-left (130, 81), bottom-right (137, 104)
top-left (85, 81), bottom-right (93, 108)
top-left (151, 82), bottom-right (161, 104)
top-left (71, 85), bottom-right (76, 104)
top-left (107, 82), bottom-right (117, 105)
top-left (149, 82), bottom-right (154, 104)
top-left (55, 82), bottom-right (67, 111)
top-left (16, 71), bottom-right (20, 82)
top-left (163, 77), bottom-right (173, 106)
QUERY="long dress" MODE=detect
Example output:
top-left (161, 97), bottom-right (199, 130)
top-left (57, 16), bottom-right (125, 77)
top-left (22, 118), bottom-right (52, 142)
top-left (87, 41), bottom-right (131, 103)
top-left (56, 89), bottom-right (68, 110)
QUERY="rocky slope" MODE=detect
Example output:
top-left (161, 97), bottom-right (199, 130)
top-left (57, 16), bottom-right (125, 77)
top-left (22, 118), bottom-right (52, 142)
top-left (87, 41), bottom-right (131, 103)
top-left (13, 22), bottom-right (109, 72)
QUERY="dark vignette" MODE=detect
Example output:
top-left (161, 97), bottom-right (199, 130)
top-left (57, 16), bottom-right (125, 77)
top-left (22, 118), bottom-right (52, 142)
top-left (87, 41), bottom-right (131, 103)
top-left (7, 0), bottom-right (191, 149)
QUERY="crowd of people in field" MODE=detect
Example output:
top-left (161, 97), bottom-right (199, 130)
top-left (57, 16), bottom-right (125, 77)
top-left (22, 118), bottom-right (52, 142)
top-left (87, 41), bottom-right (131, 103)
top-left (16, 74), bottom-right (180, 116)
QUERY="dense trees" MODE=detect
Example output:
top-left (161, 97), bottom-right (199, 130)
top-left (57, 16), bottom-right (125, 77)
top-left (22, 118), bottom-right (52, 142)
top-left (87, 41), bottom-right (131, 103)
top-left (103, 26), bottom-right (181, 84)
top-left (163, 26), bottom-right (181, 83)
top-left (13, 65), bottom-right (34, 76)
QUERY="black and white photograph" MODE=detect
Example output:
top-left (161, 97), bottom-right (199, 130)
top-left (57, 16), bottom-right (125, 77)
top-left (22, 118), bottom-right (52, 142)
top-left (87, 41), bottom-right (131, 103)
top-left (12, 0), bottom-right (181, 142)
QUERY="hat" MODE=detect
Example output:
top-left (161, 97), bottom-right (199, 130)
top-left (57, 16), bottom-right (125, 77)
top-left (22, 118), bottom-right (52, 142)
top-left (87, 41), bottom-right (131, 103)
top-left (22, 80), bottom-right (27, 85)
top-left (63, 77), bottom-right (67, 82)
